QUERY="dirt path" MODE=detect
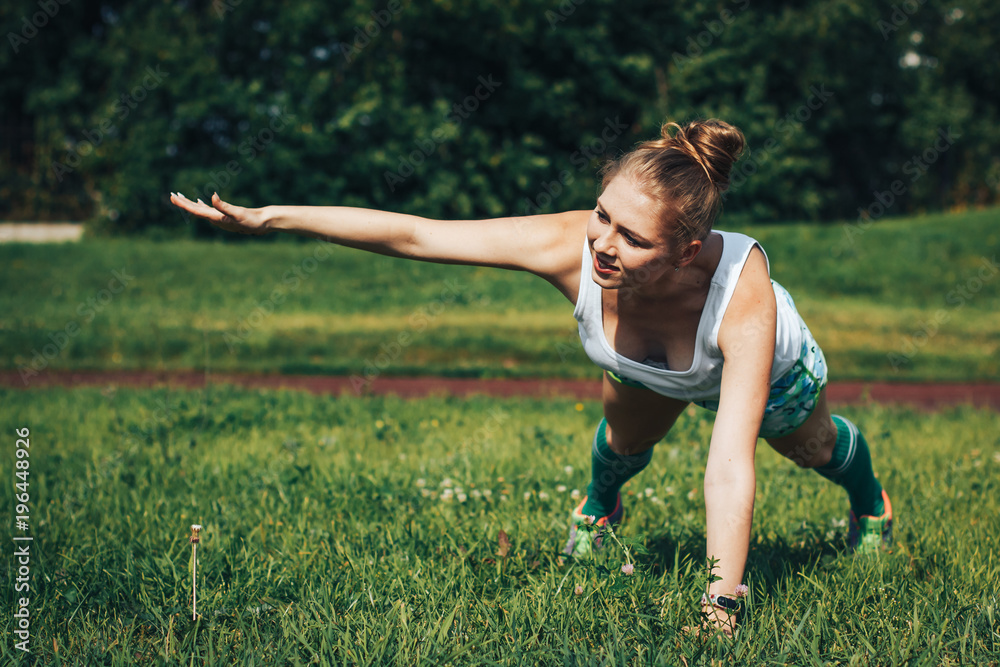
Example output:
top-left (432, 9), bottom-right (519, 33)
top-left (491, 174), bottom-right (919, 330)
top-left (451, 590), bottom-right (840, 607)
top-left (2, 370), bottom-right (999, 410)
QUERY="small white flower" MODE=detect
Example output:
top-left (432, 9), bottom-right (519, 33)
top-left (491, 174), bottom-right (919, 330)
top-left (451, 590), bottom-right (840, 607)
top-left (441, 489), bottom-right (454, 500)
top-left (416, 478), bottom-right (426, 487)
top-left (500, 495), bottom-right (509, 502)
top-left (665, 486), bottom-right (674, 495)
top-left (523, 491), bottom-right (531, 500)
top-left (571, 489), bottom-right (581, 499)
top-left (457, 493), bottom-right (468, 503)
top-left (556, 485), bottom-right (567, 493)
top-left (644, 488), bottom-right (654, 497)
top-left (539, 492), bottom-right (549, 500)
top-left (441, 478), bottom-right (453, 488)
top-left (471, 489), bottom-right (482, 498)
top-left (421, 488), bottom-right (431, 497)
top-left (564, 465), bottom-right (574, 474)
top-left (482, 489), bottom-right (492, 497)
top-left (687, 489), bottom-right (697, 500)
top-left (651, 496), bottom-right (660, 504)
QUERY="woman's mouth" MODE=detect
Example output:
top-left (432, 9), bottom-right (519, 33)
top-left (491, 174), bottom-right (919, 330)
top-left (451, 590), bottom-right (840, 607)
top-left (594, 254), bottom-right (618, 275)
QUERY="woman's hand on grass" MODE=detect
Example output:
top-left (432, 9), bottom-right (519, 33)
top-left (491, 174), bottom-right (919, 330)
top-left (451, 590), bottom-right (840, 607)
top-left (169, 192), bottom-right (269, 236)
top-left (681, 605), bottom-right (737, 639)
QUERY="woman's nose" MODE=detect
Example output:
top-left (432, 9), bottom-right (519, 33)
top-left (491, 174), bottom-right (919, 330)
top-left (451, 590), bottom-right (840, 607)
top-left (592, 229), bottom-right (616, 256)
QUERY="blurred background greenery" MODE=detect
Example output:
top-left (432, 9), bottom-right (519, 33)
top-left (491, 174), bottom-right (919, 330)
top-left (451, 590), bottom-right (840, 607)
top-left (2, 0), bottom-right (998, 237)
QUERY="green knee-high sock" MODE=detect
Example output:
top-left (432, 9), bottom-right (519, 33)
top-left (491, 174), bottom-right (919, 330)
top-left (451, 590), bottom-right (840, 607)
top-left (582, 417), bottom-right (653, 518)
top-left (814, 414), bottom-right (885, 518)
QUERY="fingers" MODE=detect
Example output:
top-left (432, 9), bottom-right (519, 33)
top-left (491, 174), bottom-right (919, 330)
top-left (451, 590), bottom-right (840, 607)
top-left (169, 192), bottom-right (226, 223)
top-left (211, 192), bottom-right (239, 216)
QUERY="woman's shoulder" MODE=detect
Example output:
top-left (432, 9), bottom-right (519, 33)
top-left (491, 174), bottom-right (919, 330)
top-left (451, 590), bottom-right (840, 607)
top-left (712, 229), bottom-right (770, 281)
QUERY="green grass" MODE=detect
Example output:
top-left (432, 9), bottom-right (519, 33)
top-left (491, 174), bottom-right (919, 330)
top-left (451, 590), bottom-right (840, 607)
top-left (2, 386), bottom-right (998, 665)
top-left (2, 206), bottom-right (998, 381)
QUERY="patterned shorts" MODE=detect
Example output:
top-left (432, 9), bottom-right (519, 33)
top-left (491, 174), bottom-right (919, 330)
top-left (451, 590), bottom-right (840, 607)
top-left (607, 284), bottom-right (828, 440)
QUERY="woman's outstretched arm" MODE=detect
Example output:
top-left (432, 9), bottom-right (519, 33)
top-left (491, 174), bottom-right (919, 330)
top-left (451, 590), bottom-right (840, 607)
top-left (169, 192), bottom-right (586, 290)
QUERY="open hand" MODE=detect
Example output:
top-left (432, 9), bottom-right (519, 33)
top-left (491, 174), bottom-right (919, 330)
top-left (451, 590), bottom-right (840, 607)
top-left (169, 192), bottom-right (269, 236)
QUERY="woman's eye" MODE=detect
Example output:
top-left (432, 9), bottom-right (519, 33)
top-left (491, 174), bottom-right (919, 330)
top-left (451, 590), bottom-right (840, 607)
top-left (623, 235), bottom-right (638, 246)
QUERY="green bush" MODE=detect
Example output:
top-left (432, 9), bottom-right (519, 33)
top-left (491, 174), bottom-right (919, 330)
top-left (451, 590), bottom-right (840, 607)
top-left (2, 0), bottom-right (998, 234)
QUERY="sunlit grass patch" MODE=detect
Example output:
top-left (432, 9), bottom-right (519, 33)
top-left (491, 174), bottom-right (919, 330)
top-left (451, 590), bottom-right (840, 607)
top-left (1, 387), bottom-right (997, 664)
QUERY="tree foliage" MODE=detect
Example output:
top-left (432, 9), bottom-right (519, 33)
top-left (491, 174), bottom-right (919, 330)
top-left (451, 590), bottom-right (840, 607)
top-left (1, 0), bottom-right (997, 236)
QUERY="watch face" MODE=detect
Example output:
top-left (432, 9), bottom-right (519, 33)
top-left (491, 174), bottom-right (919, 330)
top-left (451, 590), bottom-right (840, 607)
top-left (716, 595), bottom-right (740, 611)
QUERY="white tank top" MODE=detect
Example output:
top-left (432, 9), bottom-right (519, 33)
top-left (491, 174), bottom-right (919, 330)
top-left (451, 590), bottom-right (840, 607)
top-left (572, 230), bottom-right (805, 402)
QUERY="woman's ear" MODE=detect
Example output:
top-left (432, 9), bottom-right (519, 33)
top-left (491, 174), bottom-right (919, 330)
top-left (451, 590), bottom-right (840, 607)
top-left (678, 239), bottom-right (703, 267)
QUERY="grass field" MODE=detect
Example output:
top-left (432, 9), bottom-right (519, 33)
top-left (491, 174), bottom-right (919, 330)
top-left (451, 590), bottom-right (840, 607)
top-left (2, 386), bottom-right (998, 665)
top-left (2, 207), bottom-right (998, 383)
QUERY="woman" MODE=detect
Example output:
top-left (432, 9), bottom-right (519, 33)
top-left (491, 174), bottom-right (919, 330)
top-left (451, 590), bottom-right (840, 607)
top-left (170, 118), bottom-right (892, 635)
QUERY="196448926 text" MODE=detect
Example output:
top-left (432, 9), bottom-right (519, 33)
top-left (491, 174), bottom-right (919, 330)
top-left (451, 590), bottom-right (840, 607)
top-left (14, 427), bottom-right (32, 653)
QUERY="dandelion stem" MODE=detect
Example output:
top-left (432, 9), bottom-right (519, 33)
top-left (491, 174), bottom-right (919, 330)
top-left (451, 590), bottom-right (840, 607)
top-left (192, 542), bottom-right (197, 620)
top-left (189, 524), bottom-right (202, 621)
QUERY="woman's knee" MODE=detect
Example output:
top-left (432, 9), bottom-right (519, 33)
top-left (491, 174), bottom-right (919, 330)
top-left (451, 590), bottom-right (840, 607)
top-left (603, 418), bottom-right (663, 456)
top-left (768, 412), bottom-right (837, 468)
top-left (601, 384), bottom-right (689, 455)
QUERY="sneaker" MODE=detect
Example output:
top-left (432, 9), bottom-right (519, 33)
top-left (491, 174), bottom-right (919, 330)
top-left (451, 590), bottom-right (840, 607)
top-left (562, 494), bottom-right (624, 558)
top-left (848, 488), bottom-right (893, 554)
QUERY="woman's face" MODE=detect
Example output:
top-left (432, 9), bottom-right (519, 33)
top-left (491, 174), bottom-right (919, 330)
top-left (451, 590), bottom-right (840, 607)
top-left (587, 176), bottom-right (681, 293)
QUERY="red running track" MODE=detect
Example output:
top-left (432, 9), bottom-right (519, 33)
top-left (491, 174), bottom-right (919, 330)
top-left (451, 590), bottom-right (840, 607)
top-left (2, 370), bottom-right (999, 411)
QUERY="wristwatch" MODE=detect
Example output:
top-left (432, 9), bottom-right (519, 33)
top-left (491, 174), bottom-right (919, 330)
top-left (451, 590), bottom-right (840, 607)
top-left (701, 592), bottom-right (742, 613)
